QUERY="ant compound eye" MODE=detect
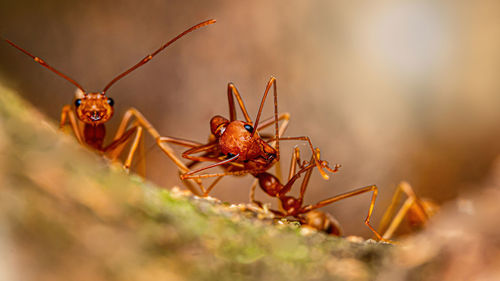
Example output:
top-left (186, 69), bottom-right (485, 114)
top-left (107, 97), bottom-right (114, 106)
top-left (226, 152), bottom-right (236, 159)
top-left (244, 124), bottom-right (254, 134)
top-left (74, 99), bottom-right (82, 107)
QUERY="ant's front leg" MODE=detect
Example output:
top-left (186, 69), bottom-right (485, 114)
top-left (103, 124), bottom-right (145, 175)
top-left (60, 105), bottom-right (83, 144)
top-left (113, 107), bottom-right (193, 174)
top-left (273, 136), bottom-right (338, 180)
top-left (258, 112), bottom-right (290, 182)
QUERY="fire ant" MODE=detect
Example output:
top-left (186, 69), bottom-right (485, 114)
top-left (377, 181), bottom-right (439, 240)
top-left (157, 77), bottom-right (335, 196)
top-left (249, 146), bottom-right (388, 241)
top-left (3, 20), bottom-right (215, 176)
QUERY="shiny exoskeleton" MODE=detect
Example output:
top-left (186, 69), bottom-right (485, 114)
top-left (157, 77), bottom-right (333, 196)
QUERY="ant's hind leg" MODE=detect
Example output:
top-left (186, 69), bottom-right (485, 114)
top-left (301, 185), bottom-right (390, 242)
top-left (378, 181), bottom-right (423, 240)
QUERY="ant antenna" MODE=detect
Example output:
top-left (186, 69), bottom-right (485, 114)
top-left (252, 77), bottom-right (276, 137)
top-left (102, 19), bottom-right (216, 94)
top-left (3, 38), bottom-right (86, 93)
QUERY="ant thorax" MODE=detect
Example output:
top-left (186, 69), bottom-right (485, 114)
top-left (73, 89), bottom-right (114, 125)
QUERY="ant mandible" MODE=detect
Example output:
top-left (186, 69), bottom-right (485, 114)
top-left (250, 146), bottom-right (388, 241)
top-left (156, 77), bottom-right (335, 196)
top-left (3, 20), bottom-right (215, 176)
top-left (377, 181), bottom-right (439, 240)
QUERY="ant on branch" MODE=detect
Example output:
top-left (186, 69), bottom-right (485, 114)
top-left (377, 181), bottom-right (439, 240)
top-left (3, 20), bottom-right (215, 176)
top-left (157, 77), bottom-right (336, 196)
top-left (249, 146), bottom-right (388, 241)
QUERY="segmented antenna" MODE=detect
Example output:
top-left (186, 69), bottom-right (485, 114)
top-left (102, 19), bottom-right (216, 94)
top-left (3, 38), bottom-right (86, 93)
top-left (3, 18), bottom-right (216, 95)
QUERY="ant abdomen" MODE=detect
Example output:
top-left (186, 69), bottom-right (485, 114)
top-left (302, 210), bottom-right (342, 236)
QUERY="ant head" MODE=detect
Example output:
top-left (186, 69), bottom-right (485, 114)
top-left (73, 89), bottom-right (114, 125)
top-left (218, 120), bottom-right (276, 162)
top-left (302, 211), bottom-right (342, 236)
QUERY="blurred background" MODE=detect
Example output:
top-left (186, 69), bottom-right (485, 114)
top-left (0, 0), bottom-right (499, 237)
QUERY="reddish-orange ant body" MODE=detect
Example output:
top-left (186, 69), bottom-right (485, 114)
top-left (3, 20), bottom-right (215, 175)
top-left (157, 77), bottom-right (335, 195)
top-left (250, 147), bottom-right (388, 241)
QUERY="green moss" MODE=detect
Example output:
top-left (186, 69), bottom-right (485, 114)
top-left (0, 84), bottom-right (392, 281)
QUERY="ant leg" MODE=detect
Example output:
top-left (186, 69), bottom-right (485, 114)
top-left (105, 125), bottom-right (146, 177)
top-left (123, 126), bottom-right (143, 173)
top-left (261, 112), bottom-right (290, 182)
top-left (381, 197), bottom-right (415, 240)
top-left (180, 153), bottom-right (240, 179)
top-left (227, 82), bottom-right (252, 122)
top-left (288, 147), bottom-right (301, 181)
top-left (114, 107), bottom-right (160, 139)
top-left (113, 108), bottom-right (191, 173)
top-left (158, 136), bottom-right (203, 148)
top-left (103, 126), bottom-right (139, 160)
top-left (157, 137), bottom-right (228, 196)
top-left (260, 111), bottom-right (289, 180)
top-left (135, 127), bottom-right (147, 177)
top-left (378, 182), bottom-right (409, 235)
top-left (181, 142), bottom-right (222, 163)
top-left (249, 180), bottom-right (286, 216)
top-left (275, 136), bottom-right (334, 180)
top-left (297, 155), bottom-right (315, 200)
top-left (113, 109), bottom-right (206, 195)
top-left (181, 168), bottom-right (267, 180)
top-left (203, 176), bottom-right (224, 196)
top-left (103, 125), bottom-right (149, 176)
top-left (301, 185), bottom-right (389, 242)
top-left (257, 112), bottom-right (291, 141)
top-left (249, 179), bottom-right (263, 207)
top-left (279, 159), bottom-right (316, 197)
top-left (378, 182), bottom-right (425, 240)
top-left (60, 105), bottom-right (83, 144)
